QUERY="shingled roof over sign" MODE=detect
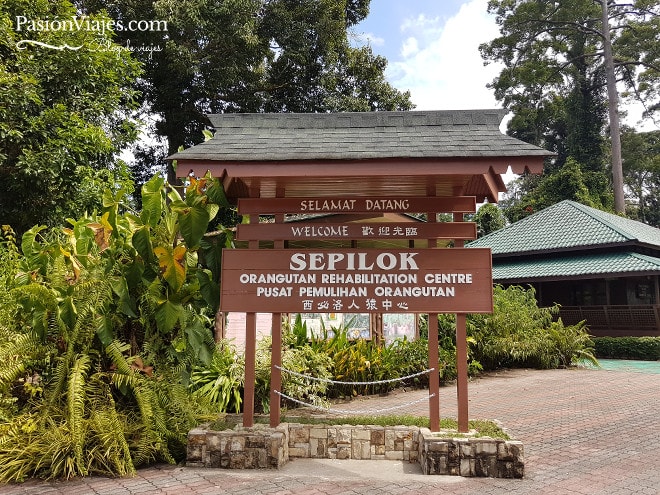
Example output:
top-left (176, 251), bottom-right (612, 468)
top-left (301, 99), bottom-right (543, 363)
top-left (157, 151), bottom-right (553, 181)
top-left (169, 110), bottom-right (552, 162)
top-left (167, 110), bottom-right (554, 203)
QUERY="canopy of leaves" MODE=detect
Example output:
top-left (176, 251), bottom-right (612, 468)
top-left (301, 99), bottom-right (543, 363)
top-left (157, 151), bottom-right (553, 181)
top-left (480, 0), bottom-right (660, 220)
top-left (481, 1), bottom-right (659, 138)
top-left (500, 158), bottom-right (612, 223)
top-left (0, 0), bottom-right (142, 234)
top-left (75, 0), bottom-right (413, 184)
top-left (474, 203), bottom-right (507, 237)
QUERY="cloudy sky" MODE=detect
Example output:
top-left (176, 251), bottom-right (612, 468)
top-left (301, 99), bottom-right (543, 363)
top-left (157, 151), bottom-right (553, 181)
top-left (354, 0), bottom-right (503, 111)
top-left (354, 0), bottom-right (654, 131)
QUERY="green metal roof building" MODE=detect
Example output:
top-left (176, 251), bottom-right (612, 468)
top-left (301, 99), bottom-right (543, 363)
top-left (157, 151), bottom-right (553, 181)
top-left (468, 200), bottom-right (660, 337)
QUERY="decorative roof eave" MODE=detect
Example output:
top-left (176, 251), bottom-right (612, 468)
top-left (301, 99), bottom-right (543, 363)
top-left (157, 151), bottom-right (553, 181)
top-left (175, 155), bottom-right (544, 178)
top-left (176, 156), bottom-right (544, 203)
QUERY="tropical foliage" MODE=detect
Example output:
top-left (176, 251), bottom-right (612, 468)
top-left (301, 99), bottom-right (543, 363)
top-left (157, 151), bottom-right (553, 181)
top-left (465, 285), bottom-right (598, 370)
top-left (473, 202), bottom-right (507, 237)
top-left (0, 174), bottom-right (229, 481)
top-left (621, 129), bottom-right (660, 227)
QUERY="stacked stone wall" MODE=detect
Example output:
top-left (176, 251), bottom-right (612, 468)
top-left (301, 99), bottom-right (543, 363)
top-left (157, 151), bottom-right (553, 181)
top-left (417, 428), bottom-right (524, 478)
top-left (186, 423), bottom-right (524, 478)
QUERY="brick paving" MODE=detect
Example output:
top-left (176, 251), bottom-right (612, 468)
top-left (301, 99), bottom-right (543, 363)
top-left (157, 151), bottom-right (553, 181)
top-left (2, 367), bottom-right (659, 495)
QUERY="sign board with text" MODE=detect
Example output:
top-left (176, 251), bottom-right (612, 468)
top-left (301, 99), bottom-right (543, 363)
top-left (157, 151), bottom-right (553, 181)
top-left (237, 196), bottom-right (476, 215)
top-left (236, 222), bottom-right (477, 241)
top-left (220, 248), bottom-right (493, 314)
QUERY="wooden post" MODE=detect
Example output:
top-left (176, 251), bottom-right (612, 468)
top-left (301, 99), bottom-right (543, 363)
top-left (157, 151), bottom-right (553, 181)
top-left (456, 313), bottom-right (469, 432)
top-left (244, 311), bottom-right (256, 428)
top-left (270, 208), bottom-right (284, 427)
top-left (270, 313), bottom-right (282, 427)
top-left (428, 312), bottom-right (440, 432)
top-left (427, 200), bottom-right (440, 431)
top-left (243, 212), bottom-right (259, 428)
top-left (453, 210), bottom-right (469, 432)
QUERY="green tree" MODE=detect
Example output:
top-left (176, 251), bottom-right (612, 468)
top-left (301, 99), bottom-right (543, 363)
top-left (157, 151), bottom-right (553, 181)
top-left (622, 129), bottom-right (660, 226)
top-left (0, 0), bottom-right (142, 234)
top-left (320, 45), bottom-right (414, 112)
top-left (481, 0), bottom-right (659, 218)
top-left (75, 0), bottom-right (413, 185)
top-left (501, 158), bottom-right (608, 222)
top-left (256, 0), bottom-right (412, 113)
top-left (474, 203), bottom-right (507, 237)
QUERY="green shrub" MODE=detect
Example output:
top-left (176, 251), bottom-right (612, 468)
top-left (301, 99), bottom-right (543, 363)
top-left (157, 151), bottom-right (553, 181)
top-left (593, 337), bottom-right (660, 360)
top-left (467, 285), bottom-right (597, 370)
top-left (0, 175), bottom-right (228, 481)
top-left (190, 341), bottom-right (244, 413)
top-left (548, 320), bottom-right (598, 367)
top-left (254, 335), bottom-right (334, 413)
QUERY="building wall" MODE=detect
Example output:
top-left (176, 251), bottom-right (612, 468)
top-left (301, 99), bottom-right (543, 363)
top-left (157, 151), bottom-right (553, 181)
top-left (528, 275), bottom-right (660, 337)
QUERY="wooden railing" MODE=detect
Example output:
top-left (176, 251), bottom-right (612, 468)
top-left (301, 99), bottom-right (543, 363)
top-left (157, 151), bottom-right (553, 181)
top-left (557, 305), bottom-right (660, 337)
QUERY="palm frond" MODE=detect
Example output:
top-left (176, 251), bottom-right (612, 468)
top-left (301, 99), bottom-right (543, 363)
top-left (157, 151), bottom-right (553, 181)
top-left (105, 340), bottom-right (133, 375)
top-left (69, 279), bottom-right (113, 350)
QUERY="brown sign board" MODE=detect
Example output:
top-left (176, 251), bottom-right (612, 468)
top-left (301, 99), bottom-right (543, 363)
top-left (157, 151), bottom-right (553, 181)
top-left (236, 222), bottom-right (477, 241)
top-left (220, 248), bottom-right (493, 314)
top-left (237, 196), bottom-right (477, 215)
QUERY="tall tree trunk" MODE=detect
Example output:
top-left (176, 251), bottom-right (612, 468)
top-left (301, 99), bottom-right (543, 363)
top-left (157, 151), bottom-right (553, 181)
top-left (602, 0), bottom-right (625, 214)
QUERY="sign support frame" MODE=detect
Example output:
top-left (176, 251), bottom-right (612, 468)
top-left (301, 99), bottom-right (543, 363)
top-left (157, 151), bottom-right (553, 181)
top-left (229, 195), bottom-right (490, 433)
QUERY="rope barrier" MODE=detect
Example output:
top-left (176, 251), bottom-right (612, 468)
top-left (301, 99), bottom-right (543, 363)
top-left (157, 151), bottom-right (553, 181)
top-left (274, 390), bottom-right (436, 415)
top-left (274, 366), bottom-right (434, 386)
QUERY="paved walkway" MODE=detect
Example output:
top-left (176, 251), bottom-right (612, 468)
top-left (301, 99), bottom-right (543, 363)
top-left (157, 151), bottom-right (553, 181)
top-left (3, 366), bottom-right (659, 495)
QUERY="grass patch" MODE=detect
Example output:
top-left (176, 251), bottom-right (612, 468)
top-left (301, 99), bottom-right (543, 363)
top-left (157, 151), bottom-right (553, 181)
top-left (281, 414), bottom-right (428, 428)
top-left (207, 414), bottom-right (509, 439)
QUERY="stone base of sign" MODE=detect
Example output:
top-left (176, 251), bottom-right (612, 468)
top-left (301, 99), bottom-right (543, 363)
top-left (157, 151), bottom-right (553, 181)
top-left (417, 428), bottom-right (524, 478)
top-left (186, 422), bottom-right (524, 478)
top-left (186, 423), bottom-right (289, 469)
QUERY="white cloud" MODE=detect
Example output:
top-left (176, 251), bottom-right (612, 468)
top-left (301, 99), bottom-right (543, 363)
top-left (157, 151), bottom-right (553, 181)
top-left (400, 14), bottom-right (443, 35)
top-left (400, 37), bottom-right (419, 57)
top-left (388, 0), bottom-right (503, 111)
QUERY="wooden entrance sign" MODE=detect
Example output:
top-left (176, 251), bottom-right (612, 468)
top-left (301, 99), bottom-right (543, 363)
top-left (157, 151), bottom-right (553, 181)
top-left (220, 248), bottom-right (492, 314)
top-left (224, 195), bottom-right (492, 433)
